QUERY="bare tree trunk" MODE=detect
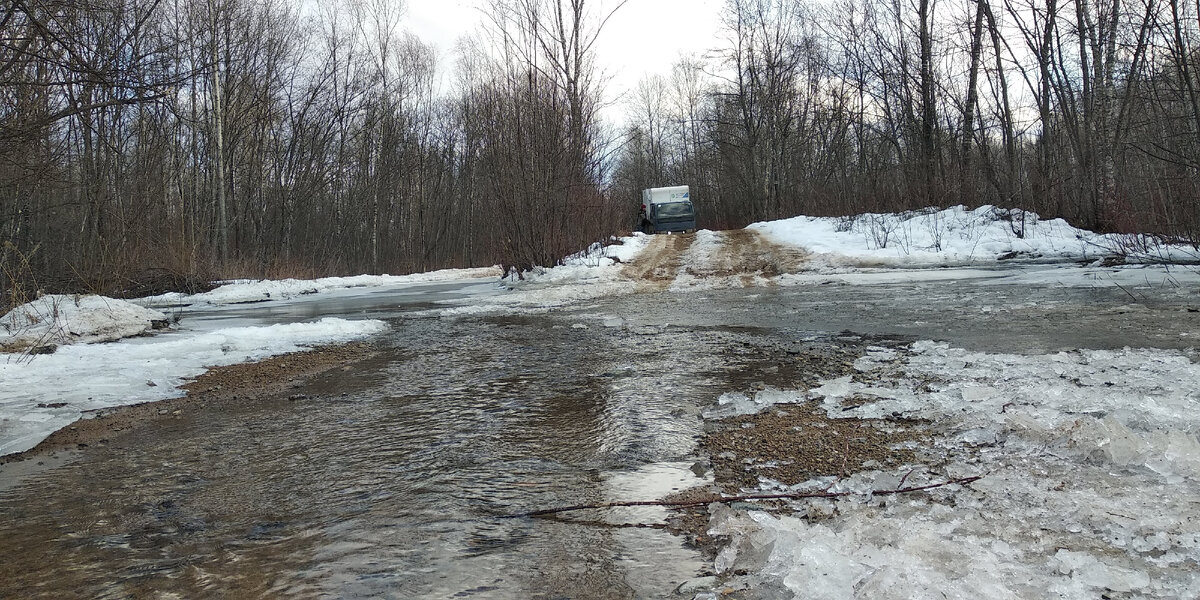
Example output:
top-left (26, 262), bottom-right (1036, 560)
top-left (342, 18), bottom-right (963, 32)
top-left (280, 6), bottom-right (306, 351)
top-left (209, 0), bottom-right (228, 265)
top-left (961, 0), bottom-right (986, 200)
top-left (1169, 0), bottom-right (1200, 142)
top-left (1036, 0), bottom-right (1057, 205)
top-left (983, 0), bottom-right (1016, 194)
top-left (918, 0), bottom-right (937, 203)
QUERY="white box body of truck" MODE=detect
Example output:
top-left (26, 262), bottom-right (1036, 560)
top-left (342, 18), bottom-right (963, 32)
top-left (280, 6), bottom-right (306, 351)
top-left (641, 186), bottom-right (690, 215)
top-left (639, 185), bottom-right (696, 234)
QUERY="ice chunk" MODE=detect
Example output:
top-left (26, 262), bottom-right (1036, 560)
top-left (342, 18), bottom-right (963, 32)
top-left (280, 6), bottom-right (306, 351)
top-left (704, 389), bottom-right (802, 418)
top-left (1067, 416), bottom-right (1200, 479)
top-left (810, 376), bottom-right (854, 399)
top-left (960, 385), bottom-right (998, 403)
top-left (601, 316), bottom-right (624, 328)
top-left (959, 427), bottom-right (999, 446)
top-left (753, 389), bottom-right (804, 406)
top-left (1053, 550), bottom-right (1150, 593)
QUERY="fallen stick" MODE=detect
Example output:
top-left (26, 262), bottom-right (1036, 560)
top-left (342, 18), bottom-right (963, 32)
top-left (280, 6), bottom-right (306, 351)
top-left (502, 475), bottom-right (983, 519)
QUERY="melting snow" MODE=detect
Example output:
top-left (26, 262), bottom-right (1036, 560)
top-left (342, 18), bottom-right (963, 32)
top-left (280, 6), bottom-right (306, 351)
top-left (706, 342), bottom-right (1200, 599)
top-left (0, 317), bottom-right (389, 456)
top-left (136, 266), bottom-right (502, 307)
top-left (452, 206), bottom-right (1200, 314)
top-left (1, 295), bottom-right (167, 350)
top-left (3, 206), bottom-right (1198, 597)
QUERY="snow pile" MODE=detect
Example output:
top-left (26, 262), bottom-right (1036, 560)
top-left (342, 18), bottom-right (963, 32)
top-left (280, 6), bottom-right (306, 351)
top-left (514, 234), bottom-right (651, 286)
top-left (0, 295), bottom-right (168, 351)
top-left (708, 342), bottom-right (1200, 599)
top-left (752, 205), bottom-right (1196, 267)
top-left (0, 317), bottom-right (389, 456)
top-left (563, 234), bottom-right (654, 268)
top-left (137, 266), bottom-right (501, 307)
top-left (439, 235), bottom-right (654, 315)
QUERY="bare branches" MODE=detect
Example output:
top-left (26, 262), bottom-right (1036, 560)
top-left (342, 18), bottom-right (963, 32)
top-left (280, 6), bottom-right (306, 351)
top-left (6, 0), bottom-right (1200, 299)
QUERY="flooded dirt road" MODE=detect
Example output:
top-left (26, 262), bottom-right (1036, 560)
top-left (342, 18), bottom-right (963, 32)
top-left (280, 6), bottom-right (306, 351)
top-left (0, 311), bottom-right (761, 599)
top-left (1, 237), bottom-right (1198, 599)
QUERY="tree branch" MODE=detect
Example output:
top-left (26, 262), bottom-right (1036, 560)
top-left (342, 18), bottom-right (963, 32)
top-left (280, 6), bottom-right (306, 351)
top-left (502, 475), bottom-right (984, 519)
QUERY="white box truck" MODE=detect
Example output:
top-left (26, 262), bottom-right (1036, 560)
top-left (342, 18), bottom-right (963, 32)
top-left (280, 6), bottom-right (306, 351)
top-left (638, 185), bottom-right (696, 234)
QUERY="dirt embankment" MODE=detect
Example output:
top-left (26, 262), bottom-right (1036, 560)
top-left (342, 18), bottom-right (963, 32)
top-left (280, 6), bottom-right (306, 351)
top-left (0, 343), bottom-right (379, 465)
top-left (621, 229), bottom-right (809, 288)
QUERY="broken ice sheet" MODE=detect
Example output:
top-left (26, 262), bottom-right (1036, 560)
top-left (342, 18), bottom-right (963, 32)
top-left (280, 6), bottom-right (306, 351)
top-left (708, 341), bottom-right (1200, 598)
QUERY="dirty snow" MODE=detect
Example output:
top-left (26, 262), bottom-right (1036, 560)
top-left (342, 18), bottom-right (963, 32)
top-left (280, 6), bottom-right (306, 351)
top-left (668, 229), bottom-right (755, 291)
top-left (705, 342), bottom-right (1200, 599)
top-left (0, 295), bottom-right (167, 350)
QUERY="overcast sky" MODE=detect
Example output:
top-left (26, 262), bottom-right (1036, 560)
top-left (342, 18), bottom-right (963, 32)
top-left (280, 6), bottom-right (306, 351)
top-left (406, 0), bottom-right (726, 108)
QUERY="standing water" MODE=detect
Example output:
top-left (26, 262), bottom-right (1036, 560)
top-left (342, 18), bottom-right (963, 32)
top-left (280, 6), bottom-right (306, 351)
top-left (0, 297), bottom-right (753, 599)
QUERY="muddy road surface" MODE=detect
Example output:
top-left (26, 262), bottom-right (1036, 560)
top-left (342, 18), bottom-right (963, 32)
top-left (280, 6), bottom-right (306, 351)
top-left (621, 230), bottom-right (809, 289)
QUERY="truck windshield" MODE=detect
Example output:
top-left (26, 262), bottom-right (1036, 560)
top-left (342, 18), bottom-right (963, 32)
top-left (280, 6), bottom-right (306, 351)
top-left (655, 202), bottom-right (694, 219)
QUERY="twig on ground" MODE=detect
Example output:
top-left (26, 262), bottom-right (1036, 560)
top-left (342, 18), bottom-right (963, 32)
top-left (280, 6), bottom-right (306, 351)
top-left (1111, 279), bottom-right (1142, 302)
top-left (839, 436), bottom-right (850, 478)
top-left (502, 475), bottom-right (983, 519)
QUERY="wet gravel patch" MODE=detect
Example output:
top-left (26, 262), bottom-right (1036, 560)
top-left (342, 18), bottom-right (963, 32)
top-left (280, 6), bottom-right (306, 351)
top-left (703, 403), bottom-right (928, 492)
top-left (664, 338), bottom-right (940, 572)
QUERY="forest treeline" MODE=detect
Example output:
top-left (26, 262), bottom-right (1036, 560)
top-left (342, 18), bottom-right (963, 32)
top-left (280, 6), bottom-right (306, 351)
top-left (2, 0), bottom-right (1200, 305)
top-left (616, 0), bottom-right (1200, 236)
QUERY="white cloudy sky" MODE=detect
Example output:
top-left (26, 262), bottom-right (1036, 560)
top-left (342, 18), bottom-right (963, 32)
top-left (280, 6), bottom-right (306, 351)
top-left (406, 0), bottom-right (726, 105)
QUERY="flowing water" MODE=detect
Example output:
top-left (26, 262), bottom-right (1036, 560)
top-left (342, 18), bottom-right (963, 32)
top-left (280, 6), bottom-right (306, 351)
top-left (1, 272), bottom-right (1197, 599)
top-left (0, 295), bottom-right (785, 599)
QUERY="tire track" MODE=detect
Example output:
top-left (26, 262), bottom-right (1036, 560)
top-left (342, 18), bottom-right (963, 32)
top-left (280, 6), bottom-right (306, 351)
top-left (681, 229), bottom-right (810, 286)
top-left (623, 229), bottom-right (809, 288)
top-left (620, 233), bottom-right (696, 289)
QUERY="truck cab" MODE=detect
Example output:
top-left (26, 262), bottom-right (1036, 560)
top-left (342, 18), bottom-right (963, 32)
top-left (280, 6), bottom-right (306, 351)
top-left (640, 185), bottom-right (696, 234)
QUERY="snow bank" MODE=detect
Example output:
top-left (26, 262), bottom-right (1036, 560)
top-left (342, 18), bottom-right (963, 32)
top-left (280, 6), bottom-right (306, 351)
top-left (438, 235), bottom-right (654, 316)
top-left (752, 205), bottom-right (1198, 267)
top-left (707, 342), bottom-right (1200, 599)
top-left (0, 295), bottom-right (168, 351)
top-left (528, 233), bottom-right (654, 282)
top-left (0, 317), bottom-right (389, 456)
top-left (565, 234), bottom-right (654, 266)
top-left (137, 266), bottom-right (502, 307)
